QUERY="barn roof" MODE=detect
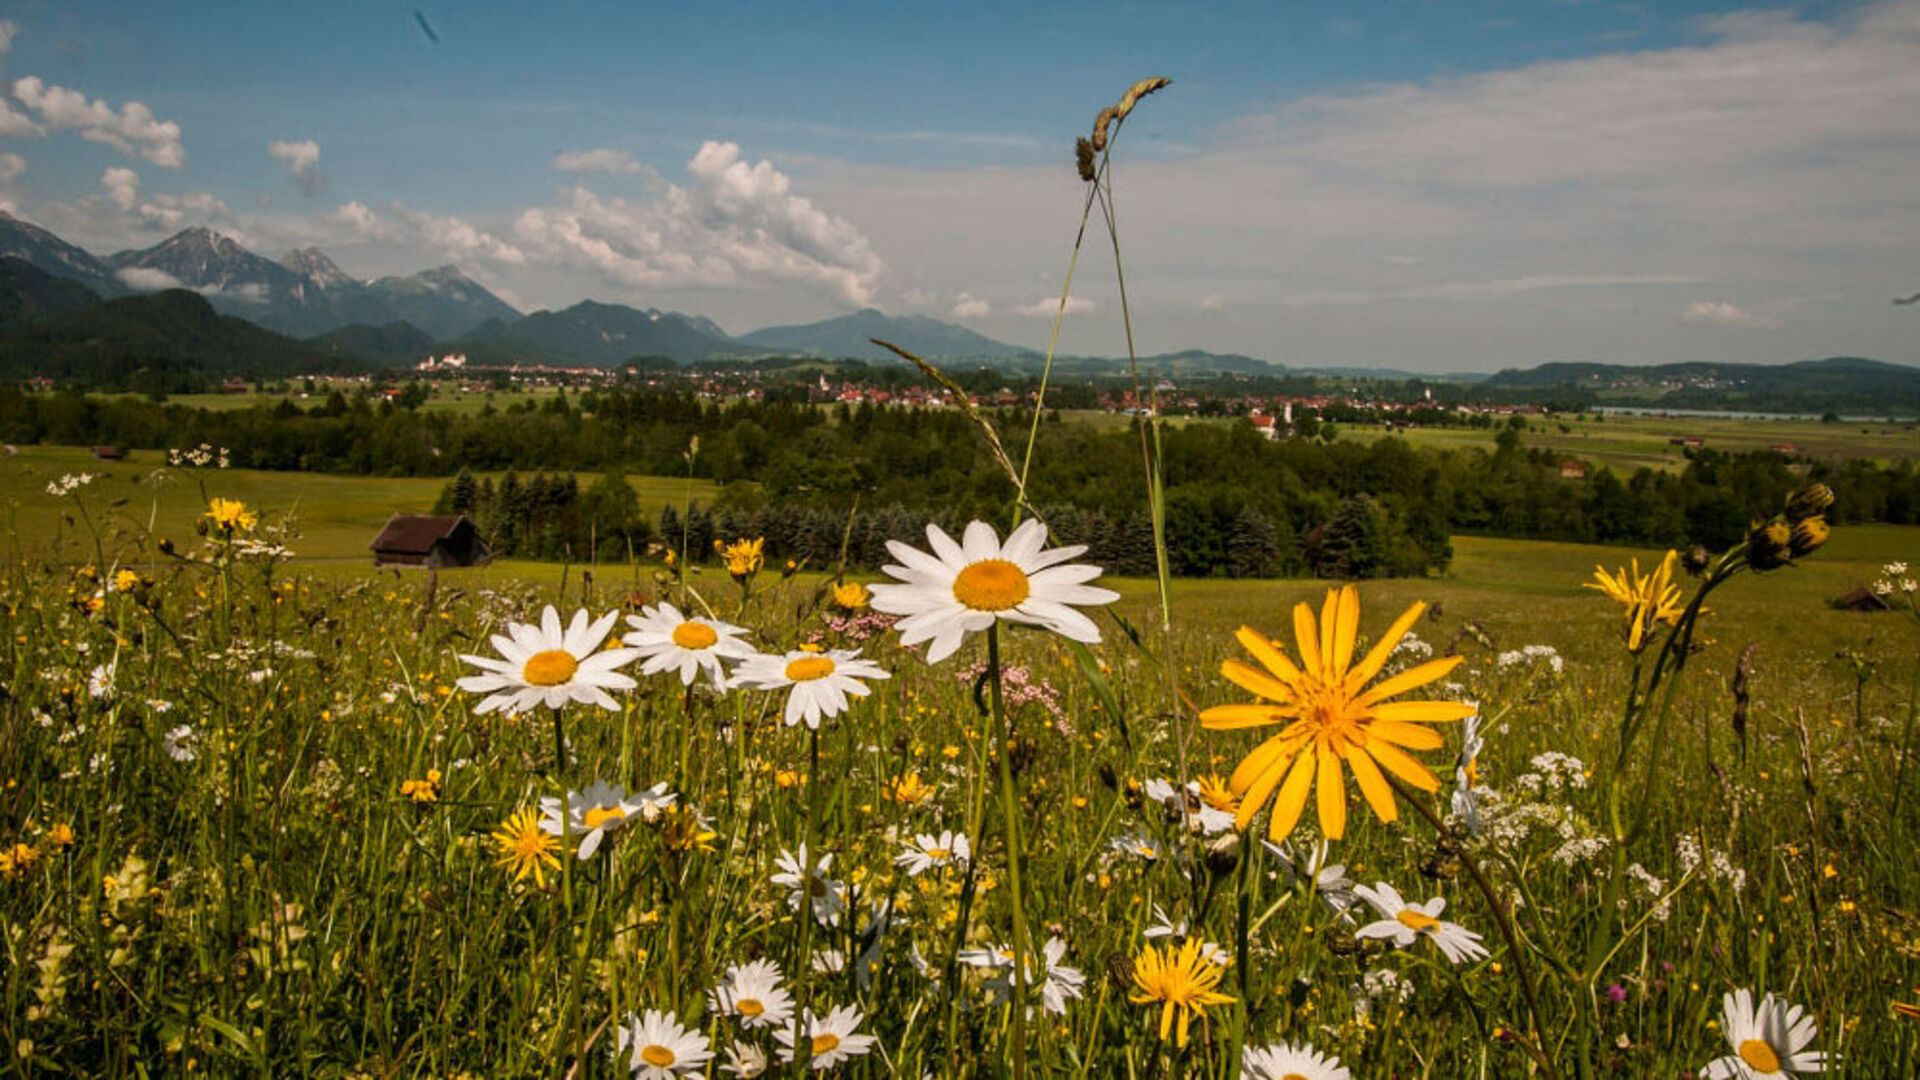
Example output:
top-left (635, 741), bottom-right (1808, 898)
top-left (370, 514), bottom-right (471, 554)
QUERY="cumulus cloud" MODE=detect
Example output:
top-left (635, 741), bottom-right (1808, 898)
top-left (1678, 300), bottom-right (1786, 329)
top-left (10, 75), bottom-right (185, 168)
top-left (325, 200), bottom-right (395, 242)
top-left (396, 205), bottom-right (525, 265)
top-left (1013, 295), bottom-right (1096, 317)
top-left (0, 151), bottom-right (23, 183)
top-left (0, 21), bottom-right (40, 138)
top-left (513, 140), bottom-right (885, 305)
top-left (101, 166), bottom-right (139, 212)
top-left (116, 266), bottom-right (186, 292)
top-left (552, 147), bottom-right (640, 174)
top-left (268, 139), bottom-right (323, 196)
top-left (948, 292), bottom-right (990, 319)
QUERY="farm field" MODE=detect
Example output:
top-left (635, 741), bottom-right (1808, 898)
top-left (7, 437), bottom-right (1920, 1075)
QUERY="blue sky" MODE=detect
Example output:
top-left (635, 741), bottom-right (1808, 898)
top-left (1, 0), bottom-right (1915, 370)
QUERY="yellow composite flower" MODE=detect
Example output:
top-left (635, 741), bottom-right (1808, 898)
top-left (1585, 550), bottom-right (1685, 652)
top-left (204, 498), bottom-right (258, 533)
top-left (489, 807), bottom-right (562, 887)
top-left (722, 537), bottom-right (765, 577)
top-left (832, 581), bottom-right (871, 611)
top-left (1129, 939), bottom-right (1235, 1048)
top-left (1200, 585), bottom-right (1473, 842)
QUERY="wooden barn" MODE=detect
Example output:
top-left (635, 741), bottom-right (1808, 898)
top-left (369, 514), bottom-right (491, 568)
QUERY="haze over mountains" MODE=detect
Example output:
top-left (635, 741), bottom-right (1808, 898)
top-left (0, 210), bottom-right (1916, 412)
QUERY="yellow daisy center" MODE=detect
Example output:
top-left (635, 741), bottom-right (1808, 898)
top-left (640, 1045), bottom-right (676, 1067)
top-left (952, 559), bottom-right (1030, 611)
top-left (925, 847), bottom-right (950, 861)
top-left (811, 1033), bottom-right (841, 1056)
top-left (582, 806), bottom-right (627, 829)
top-left (1282, 1074), bottom-right (1309, 1080)
top-left (522, 649), bottom-right (579, 686)
top-left (737, 998), bottom-right (764, 1017)
top-left (1738, 1039), bottom-right (1782, 1072)
top-left (785, 656), bottom-right (836, 681)
top-left (672, 621), bottom-right (719, 649)
top-left (1396, 908), bottom-right (1439, 933)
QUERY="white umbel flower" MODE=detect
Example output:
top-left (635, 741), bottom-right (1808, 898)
top-left (709, 958), bottom-right (796, 1030)
top-left (895, 831), bottom-right (970, 876)
top-left (1242, 1041), bottom-right (1352, 1080)
top-left (774, 1006), bottom-right (876, 1069)
top-left (867, 519), bottom-right (1119, 664)
top-left (730, 648), bottom-right (889, 729)
top-left (538, 779), bottom-right (666, 860)
top-left (1702, 988), bottom-right (1827, 1078)
top-left (623, 602), bottom-right (757, 690)
top-left (1353, 881), bottom-right (1489, 964)
top-left (616, 1009), bottom-right (712, 1078)
top-left (456, 606), bottom-right (640, 716)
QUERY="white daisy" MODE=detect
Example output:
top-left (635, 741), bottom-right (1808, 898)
top-left (623, 602), bottom-right (757, 690)
top-left (895, 831), bottom-right (970, 876)
top-left (1110, 832), bottom-right (1163, 862)
top-left (1143, 777), bottom-right (1237, 835)
top-left (867, 518), bottom-right (1120, 664)
top-left (1353, 881), bottom-right (1489, 965)
top-left (1702, 988), bottom-right (1827, 1078)
top-left (722, 1041), bottom-right (770, 1078)
top-left (709, 958), bottom-right (796, 1030)
top-left (774, 1006), bottom-right (876, 1069)
top-left (1263, 840), bottom-right (1361, 920)
top-left (730, 648), bottom-right (890, 730)
top-left (456, 606), bottom-right (641, 716)
top-left (771, 845), bottom-right (847, 926)
top-left (162, 724), bottom-right (197, 763)
top-left (975, 936), bottom-right (1085, 1016)
top-left (616, 1009), bottom-right (712, 1078)
top-left (1242, 1041), bottom-right (1352, 1080)
top-left (1452, 712), bottom-right (1486, 836)
top-left (1139, 909), bottom-right (1233, 967)
top-left (538, 779), bottom-right (660, 860)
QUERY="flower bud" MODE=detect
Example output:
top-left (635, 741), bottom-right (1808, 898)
top-left (1683, 545), bottom-right (1711, 577)
top-left (1746, 520), bottom-right (1794, 571)
top-left (1790, 516), bottom-right (1829, 557)
top-left (1784, 483), bottom-right (1834, 522)
top-left (1204, 832), bottom-right (1241, 877)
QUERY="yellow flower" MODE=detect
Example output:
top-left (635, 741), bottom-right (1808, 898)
top-left (1129, 939), bottom-right (1235, 1048)
top-left (1585, 550), bottom-right (1685, 652)
top-left (832, 581), bottom-right (871, 611)
top-left (112, 569), bottom-right (141, 593)
top-left (1200, 585), bottom-right (1472, 842)
top-left (46, 823), bottom-right (75, 849)
top-left (0, 842), bottom-right (41, 878)
top-left (1195, 773), bottom-right (1238, 816)
top-left (884, 772), bottom-right (934, 806)
top-left (204, 498), bottom-right (258, 533)
top-left (400, 770), bottom-right (442, 804)
top-left (658, 805), bottom-right (716, 853)
top-left (489, 808), bottom-right (561, 887)
top-left (722, 537), bottom-right (765, 578)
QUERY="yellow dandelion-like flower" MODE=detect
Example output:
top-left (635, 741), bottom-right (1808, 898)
top-left (489, 807), bottom-right (561, 887)
top-left (832, 581), bottom-right (870, 611)
top-left (1200, 585), bottom-right (1473, 842)
top-left (400, 770), bottom-right (442, 804)
top-left (884, 771), bottom-right (935, 807)
top-left (723, 537), bottom-right (765, 578)
top-left (204, 498), bottom-right (258, 533)
top-left (1129, 939), bottom-right (1235, 1048)
top-left (1585, 550), bottom-right (1685, 652)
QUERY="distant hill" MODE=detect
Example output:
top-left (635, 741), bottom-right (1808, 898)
top-left (459, 299), bottom-right (752, 365)
top-left (308, 320), bottom-right (435, 366)
top-left (0, 289), bottom-right (350, 384)
top-left (1481, 356), bottom-right (1920, 413)
top-left (0, 212), bottom-right (126, 298)
top-left (0, 257), bottom-right (102, 332)
top-left (739, 308), bottom-right (1036, 363)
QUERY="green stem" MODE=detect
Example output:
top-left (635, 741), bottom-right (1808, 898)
top-left (989, 624), bottom-right (1031, 1079)
top-left (1892, 645), bottom-right (1920, 828)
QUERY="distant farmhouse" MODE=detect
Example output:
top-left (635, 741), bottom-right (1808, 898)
top-left (370, 514), bottom-right (491, 568)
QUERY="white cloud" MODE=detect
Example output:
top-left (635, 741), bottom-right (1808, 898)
top-left (101, 166), bottom-right (138, 212)
top-left (0, 21), bottom-right (40, 138)
top-left (1013, 295), bottom-right (1096, 317)
top-left (10, 75), bottom-right (185, 168)
top-left (1199, 295), bottom-right (1224, 311)
top-left (948, 291), bottom-right (990, 319)
top-left (116, 266), bottom-right (185, 291)
top-left (1678, 300), bottom-right (1785, 329)
top-left (268, 139), bottom-right (323, 196)
top-left (396, 205), bottom-right (525, 266)
top-left (552, 147), bottom-right (640, 174)
top-left (0, 151), bottom-right (23, 183)
top-left (514, 140), bottom-right (885, 305)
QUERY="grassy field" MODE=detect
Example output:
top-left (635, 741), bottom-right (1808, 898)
top-left (5, 443), bottom-right (1920, 1076)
